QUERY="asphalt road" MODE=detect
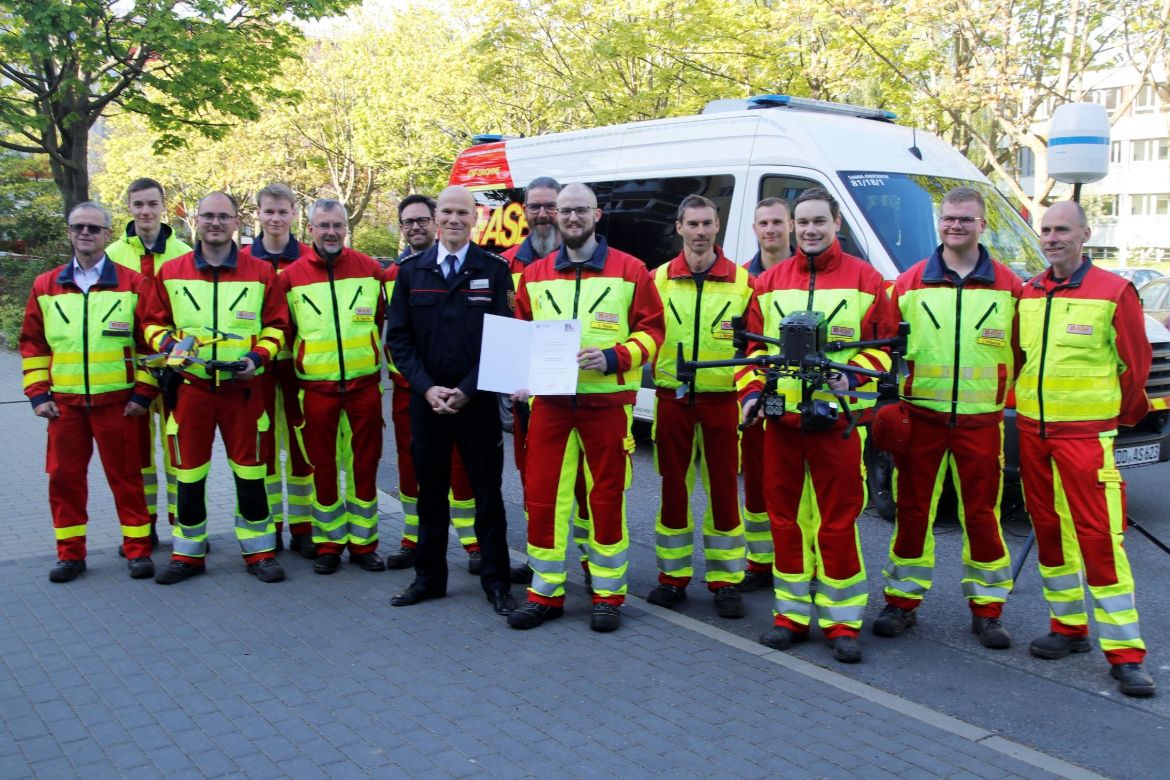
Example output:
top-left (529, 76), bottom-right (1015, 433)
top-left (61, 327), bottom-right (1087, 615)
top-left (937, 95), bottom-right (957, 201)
top-left (380, 391), bottom-right (1170, 777)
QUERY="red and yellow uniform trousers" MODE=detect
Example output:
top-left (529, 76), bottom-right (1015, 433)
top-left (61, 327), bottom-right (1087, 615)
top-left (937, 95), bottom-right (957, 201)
top-left (144, 247), bottom-right (289, 565)
top-left (651, 250), bottom-right (751, 589)
top-left (883, 249), bottom-right (1021, 616)
top-left (514, 239), bottom-right (664, 606)
top-left (20, 260), bottom-right (158, 560)
top-left (1017, 261), bottom-right (1153, 665)
top-left (740, 422), bottom-right (771, 574)
top-left (281, 247), bottom-right (386, 555)
top-left (108, 222), bottom-right (191, 527)
top-left (740, 240), bottom-right (897, 638)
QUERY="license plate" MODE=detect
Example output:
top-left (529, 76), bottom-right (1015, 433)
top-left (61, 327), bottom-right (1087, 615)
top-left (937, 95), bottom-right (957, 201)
top-left (1115, 443), bottom-right (1161, 468)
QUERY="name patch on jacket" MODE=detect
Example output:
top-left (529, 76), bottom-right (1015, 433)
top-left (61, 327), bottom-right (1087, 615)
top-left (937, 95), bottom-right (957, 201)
top-left (829, 325), bottom-right (855, 340)
top-left (977, 328), bottom-right (1006, 347)
top-left (353, 306), bottom-right (374, 323)
top-left (102, 320), bottom-right (131, 337)
top-left (714, 320), bottom-right (735, 339)
top-left (592, 311), bottom-right (619, 331)
top-left (466, 294), bottom-right (493, 305)
top-left (236, 310), bottom-right (257, 321)
top-left (1066, 323), bottom-right (1093, 336)
top-left (470, 279), bottom-right (490, 290)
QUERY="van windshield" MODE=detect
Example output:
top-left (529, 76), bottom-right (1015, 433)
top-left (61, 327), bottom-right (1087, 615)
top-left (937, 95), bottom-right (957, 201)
top-left (839, 172), bottom-right (1046, 277)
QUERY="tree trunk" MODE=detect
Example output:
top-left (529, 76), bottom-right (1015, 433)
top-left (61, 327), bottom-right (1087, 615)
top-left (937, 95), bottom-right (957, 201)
top-left (46, 119), bottom-right (91, 218)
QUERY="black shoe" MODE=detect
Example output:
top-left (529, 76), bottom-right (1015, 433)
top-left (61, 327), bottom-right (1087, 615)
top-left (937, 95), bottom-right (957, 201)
top-left (872, 604), bottom-right (917, 638)
top-left (467, 549), bottom-right (482, 575)
top-left (507, 601), bottom-right (564, 629)
top-left (646, 583), bottom-right (687, 609)
top-left (127, 557), bottom-right (155, 579)
top-left (274, 534), bottom-right (284, 553)
top-left (738, 569), bottom-right (771, 592)
top-left (391, 583), bottom-right (445, 607)
top-left (384, 545), bottom-right (416, 570)
top-left (313, 553), bottom-right (341, 575)
top-left (488, 590), bottom-right (518, 615)
top-left (510, 562), bottom-right (534, 584)
top-left (1111, 663), bottom-right (1156, 697)
top-left (713, 586), bottom-right (746, 618)
top-left (1029, 632), bottom-right (1092, 660)
top-left (49, 560), bottom-right (86, 583)
top-left (759, 625), bottom-right (808, 650)
top-left (154, 560), bottom-right (204, 585)
top-left (289, 534), bottom-right (317, 559)
top-left (350, 552), bottom-right (386, 572)
top-left (247, 558), bottom-right (285, 583)
top-left (831, 635), bottom-right (863, 663)
top-left (971, 616), bottom-right (1011, 649)
top-left (591, 603), bottom-right (621, 632)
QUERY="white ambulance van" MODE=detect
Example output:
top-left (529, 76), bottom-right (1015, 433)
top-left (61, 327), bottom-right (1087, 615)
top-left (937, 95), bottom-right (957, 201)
top-left (450, 95), bottom-right (1170, 514)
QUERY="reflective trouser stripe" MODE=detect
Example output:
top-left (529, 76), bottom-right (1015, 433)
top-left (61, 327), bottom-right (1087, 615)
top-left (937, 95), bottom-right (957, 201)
top-left (312, 500), bottom-right (348, 544)
top-left (265, 477), bottom-right (283, 522)
top-left (347, 496), bottom-right (379, 547)
top-left (449, 495), bottom-right (478, 547)
top-left (286, 477), bottom-right (313, 523)
top-left (140, 402), bottom-right (175, 521)
top-left (743, 508), bottom-right (772, 564)
top-left (174, 520), bottom-right (208, 558)
top-left (236, 512), bottom-right (276, 554)
top-left (400, 492), bottom-right (419, 545)
top-left (741, 422), bottom-right (772, 566)
top-left (55, 524), bottom-right (86, 540)
top-left (122, 523), bottom-right (151, 538)
top-left (655, 528), bottom-right (693, 578)
top-left (1020, 431), bottom-right (1144, 661)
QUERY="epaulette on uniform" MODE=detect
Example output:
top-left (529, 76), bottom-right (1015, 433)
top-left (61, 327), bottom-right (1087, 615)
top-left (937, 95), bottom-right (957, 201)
top-left (484, 251), bottom-right (509, 266)
top-left (397, 251), bottom-right (423, 266)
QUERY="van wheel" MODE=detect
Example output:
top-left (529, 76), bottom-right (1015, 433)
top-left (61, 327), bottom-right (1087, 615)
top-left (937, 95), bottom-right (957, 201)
top-left (865, 442), bottom-right (896, 521)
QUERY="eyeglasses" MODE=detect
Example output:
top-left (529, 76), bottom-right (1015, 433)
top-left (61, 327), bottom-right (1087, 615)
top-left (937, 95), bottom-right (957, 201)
top-left (400, 217), bottom-right (432, 228)
top-left (557, 206), bottom-right (594, 217)
top-left (313, 222), bottom-right (347, 231)
top-left (939, 216), bottom-right (982, 226)
top-left (526, 203), bottom-right (558, 213)
top-left (198, 212), bottom-right (238, 223)
top-left (67, 223), bottom-right (108, 235)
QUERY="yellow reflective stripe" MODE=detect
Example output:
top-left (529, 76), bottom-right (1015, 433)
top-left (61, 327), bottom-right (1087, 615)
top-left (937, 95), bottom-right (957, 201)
top-left (122, 524), bottom-right (151, 538)
top-left (86, 369), bottom-right (129, 385)
top-left (136, 369), bottom-right (158, 388)
top-left (628, 331), bottom-right (657, 366)
top-left (23, 370), bottom-right (50, 389)
top-left (22, 356), bottom-right (51, 370)
top-left (55, 525), bottom-right (86, 540)
top-left (303, 335), bottom-right (371, 354)
top-left (913, 364), bottom-right (999, 380)
top-left (51, 349), bottom-right (126, 365)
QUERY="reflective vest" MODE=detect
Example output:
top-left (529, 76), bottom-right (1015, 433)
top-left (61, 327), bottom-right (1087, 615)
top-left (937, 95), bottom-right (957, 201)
top-left (653, 250), bottom-right (751, 394)
top-left (106, 222), bottom-right (190, 277)
top-left (242, 235), bottom-right (314, 361)
top-left (288, 264), bottom-right (382, 385)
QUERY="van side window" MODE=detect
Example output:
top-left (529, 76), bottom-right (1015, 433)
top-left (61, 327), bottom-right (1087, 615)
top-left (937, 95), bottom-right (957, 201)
top-left (759, 175), bottom-right (865, 260)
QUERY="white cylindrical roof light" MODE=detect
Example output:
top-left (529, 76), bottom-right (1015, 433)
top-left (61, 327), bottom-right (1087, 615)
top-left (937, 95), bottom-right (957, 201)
top-left (1048, 102), bottom-right (1110, 184)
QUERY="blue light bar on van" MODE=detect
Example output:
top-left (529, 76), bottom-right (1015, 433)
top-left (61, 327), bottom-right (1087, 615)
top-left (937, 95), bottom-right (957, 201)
top-left (470, 134), bottom-right (522, 145)
top-left (747, 94), bottom-right (897, 122)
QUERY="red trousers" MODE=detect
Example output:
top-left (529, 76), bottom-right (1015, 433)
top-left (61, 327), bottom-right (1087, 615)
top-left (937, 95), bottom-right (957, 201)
top-left (47, 402), bottom-right (151, 560)
top-left (740, 419), bottom-right (771, 573)
top-left (261, 360), bottom-right (313, 535)
top-left (302, 383), bottom-right (383, 555)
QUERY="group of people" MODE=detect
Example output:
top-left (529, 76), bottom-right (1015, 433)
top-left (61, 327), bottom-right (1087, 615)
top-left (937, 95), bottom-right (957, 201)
top-left (19, 174), bottom-right (1157, 698)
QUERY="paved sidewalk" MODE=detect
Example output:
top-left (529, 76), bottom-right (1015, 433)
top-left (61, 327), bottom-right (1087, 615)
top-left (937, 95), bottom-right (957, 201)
top-left (0, 350), bottom-right (1095, 778)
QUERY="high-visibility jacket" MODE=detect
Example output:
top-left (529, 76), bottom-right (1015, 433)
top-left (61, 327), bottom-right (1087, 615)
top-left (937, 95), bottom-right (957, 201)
top-left (503, 234), bottom-right (549, 291)
top-left (242, 235), bottom-right (314, 361)
top-left (106, 222), bottom-right (191, 278)
top-left (143, 244), bottom-right (288, 387)
top-left (894, 245), bottom-right (1022, 426)
top-left (1017, 259), bottom-right (1151, 438)
top-left (515, 237), bottom-right (664, 406)
top-left (739, 239), bottom-right (898, 428)
top-left (20, 258), bottom-right (157, 408)
top-left (279, 246), bottom-right (386, 394)
top-left (653, 247), bottom-right (752, 398)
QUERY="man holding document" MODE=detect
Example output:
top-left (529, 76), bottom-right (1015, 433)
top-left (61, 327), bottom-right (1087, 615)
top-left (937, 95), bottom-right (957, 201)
top-left (384, 186), bottom-right (516, 616)
top-left (505, 182), bottom-right (664, 633)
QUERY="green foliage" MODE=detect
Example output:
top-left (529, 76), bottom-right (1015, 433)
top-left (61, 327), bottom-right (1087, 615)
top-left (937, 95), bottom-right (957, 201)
top-left (351, 221), bottom-right (399, 260)
top-left (0, 150), bottom-right (67, 254)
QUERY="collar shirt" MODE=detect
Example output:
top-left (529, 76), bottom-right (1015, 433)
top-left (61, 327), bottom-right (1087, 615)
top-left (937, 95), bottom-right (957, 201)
top-left (438, 242), bottom-right (470, 278)
top-left (72, 255), bottom-right (108, 293)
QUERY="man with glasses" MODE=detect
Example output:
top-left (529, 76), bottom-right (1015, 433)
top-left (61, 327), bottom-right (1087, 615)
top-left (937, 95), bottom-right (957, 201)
top-left (241, 184), bottom-right (316, 556)
top-left (509, 183), bottom-right (664, 633)
top-left (385, 194), bottom-right (484, 575)
top-left (386, 186), bottom-right (517, 616)
top-left (20, 202), bottom-right (158, 582)
top-left (107, 178), bottom-right (191, 546)
top-left (144, 192), bottom-right (289, 584)
top-left (874, 186), bottom-right (1021, 649)
top-left (279, 199), bottom-right (388, 575)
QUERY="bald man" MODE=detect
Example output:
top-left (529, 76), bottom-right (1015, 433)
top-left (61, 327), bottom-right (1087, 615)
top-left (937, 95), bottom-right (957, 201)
top-left (385, 186), bottom-right (517, 616)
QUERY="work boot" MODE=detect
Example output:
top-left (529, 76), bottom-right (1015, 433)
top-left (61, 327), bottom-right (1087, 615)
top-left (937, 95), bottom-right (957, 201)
top-left (350, 552), bottom-right (386, 572)
top-left (738, 568), bottom-right (771, 592)
top-left (289, 534), bottom-right (317, 559)
top-left (467, 549), bottom-right (482, 575)
top-left (759, 625), bottom-right (808, 651)
top-left (646, 583), bottom-right (687, 609)
top-left (384, 545), bottom-right (415, 570)
top-left (872, 604), bottom-right (917, 637)
top-left (591, 603), bottom-right (621, 632)
top-left (507, 601), bottom-right (564, 630)
top-left (313, 553), bottom-right (341, 575)
top-left (127, 557), bottom-right (155, 579)
top-left (510, 562), bottom-right (534, 584)
top-left (154, 560), bottom-right (204, 585)
top-left (1029, 632), bottom-right (1092, 660)
top-left (1110, 663), bottom-right (1157, 697)
top-left (247, 558), bottom-right (286, 583)
top-left (830, 635), bottom-right (863, 663)
top-left (49, 560), bottom-right (86, 583)
top-left (971, 616), bottom-right (1011, 649)
top-left (712, 586), bottom-right (746, 618)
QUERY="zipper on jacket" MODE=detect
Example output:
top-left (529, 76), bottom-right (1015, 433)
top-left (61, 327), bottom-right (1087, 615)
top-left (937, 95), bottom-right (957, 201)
top-left (949, 287), bottom-right (964, 426)
top-left (920, 301), bottom-right (941, 329)
top-left (327, 264), bottom-right (347, 392)
top-left (211, 268), bottom-right (219, 386)
top-left (228, 289), bottom-right (247, 311)
top-left (709, 301), bottom-right (731, 331)
top-left (82, 289), bottom-right (91, 405)
top-left (973, 302), bottom-right (998, 330)
top-left (53, 301), bottom-right (71, 324)
top-left (543, 289), bottom-right (562, 315)
top-left (667, 300), bottom-right (683, 324)
top-left (349, 285), bottom-right (363, 310)
top-left (571, 266), bottom-right (584, 410)
top-left (301, 294), bottom-right (322, 315)
top-left (772, 300), bottom-right (785, 323)
top-left (101, 300), bottom-right (121, 322)
top-left (588, 287), bottom-right (610, 313)
top-left (1037, 291), bottom-right (1055, 438)
top-left (824, 299), bottom-right (846, 325)
top-left (689, 281), bottom-right (704, 404)
top-left (806, 258), bottom-right (817, 311)
top-left (182, 287), bottom-right (201, 311)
